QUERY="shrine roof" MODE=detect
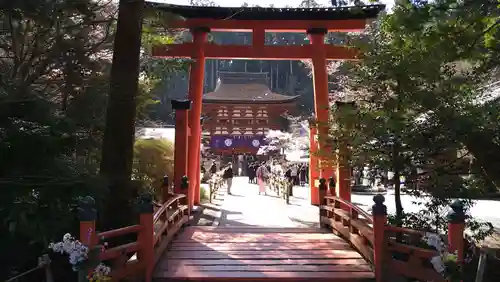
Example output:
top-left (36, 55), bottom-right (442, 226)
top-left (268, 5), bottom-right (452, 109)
top-left (145, 3), bottom-right (385, 21)
top-left (203, 72), bottom-right (299, 104)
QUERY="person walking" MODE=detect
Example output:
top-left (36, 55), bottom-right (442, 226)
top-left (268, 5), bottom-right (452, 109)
top-left (256, 163), bottom-right (268, 195)
top-left (210, 161), bottom-right (217, 174)
top-left (223, 164), bottom-right (234, 195)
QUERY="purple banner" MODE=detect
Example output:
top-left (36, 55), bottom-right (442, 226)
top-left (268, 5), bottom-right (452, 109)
top-left (210, 135), bottom-right (266, 150)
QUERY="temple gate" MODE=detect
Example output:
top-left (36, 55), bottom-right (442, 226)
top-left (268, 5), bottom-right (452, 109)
top-left (149, 3), bottom-right (384, 207)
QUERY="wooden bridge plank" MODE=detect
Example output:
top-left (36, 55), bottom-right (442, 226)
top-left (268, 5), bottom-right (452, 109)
top-left (161, 258), bottom-right (369, 266)
top-left (178, 226), bottom-right (329, 233)
top-left (154, 226), bottom-right (374, 281)
top-left (169, 242), bottom-right (351, 251)
top-left (166, 252), bottom-right (363, 259)
top-left (175, 232), bottom-right (341, 242)
top-left (161, 264), bottom-right (371, 272)
top-left (156, 270), bottom-right (375, 279)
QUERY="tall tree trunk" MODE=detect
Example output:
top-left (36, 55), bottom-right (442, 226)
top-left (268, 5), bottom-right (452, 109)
top-left (392, 140), bottom-right (404, 226)
top-left (99, 0), bottom-right (144, 229)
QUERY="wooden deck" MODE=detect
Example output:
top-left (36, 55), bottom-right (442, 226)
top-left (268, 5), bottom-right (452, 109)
top-left (153, 226), bottom-right (374, 281)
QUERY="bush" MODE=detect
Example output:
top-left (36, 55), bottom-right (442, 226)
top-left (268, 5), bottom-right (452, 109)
top-left (133, 138), bottom-right (174, 199)
top-left (200, 185), bottom-right (208, 201)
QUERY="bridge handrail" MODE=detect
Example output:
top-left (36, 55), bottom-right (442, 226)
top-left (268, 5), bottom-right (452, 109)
top-left (5, 254), bottom-right (53, 282)
top-left (152, 194), bottom-right (188, 266)
top-left (208, 171), bottom-right (224, 202)
top-left (324, 195), bottom-right (373, 224)
top-left (320, 194), bottom-right (465, 282)
top-left (78, 192), bottom-right (188, 282)
top-left (320, 195), bottom-right (375, 265)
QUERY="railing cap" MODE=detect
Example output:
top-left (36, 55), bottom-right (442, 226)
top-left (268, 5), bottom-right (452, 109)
top-left (162, 175), bottom-right (169, 186)
top-left (447, 199), bottom-right (465, 224)
top-left (318, 178), bottom-right (327, 190)
top-left (328, 177), bottom-right (335, 187)
top-left (181, 175), bottom-right (189, 189)
top-left (136, 193), bottom-right (154, 214)
top-left (171, 99), bottom-right (192, 110)
top-left (78, 196), bottom-right (97, 221)
top-left (372, 194), bottom-right (387, 216)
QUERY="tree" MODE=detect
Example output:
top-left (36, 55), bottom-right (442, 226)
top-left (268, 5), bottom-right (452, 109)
top-left (258, 116), bottom-right (309, 155)
top-left (323, 0), bottom-right (498, 236)
top-left (0, 0), bottom-right (117, 279)
top-left (133, 138), bottom-right (174, 199)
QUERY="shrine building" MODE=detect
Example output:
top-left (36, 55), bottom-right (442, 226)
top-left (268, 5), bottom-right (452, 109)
top-left (202, 72), bottom-right (298, 156)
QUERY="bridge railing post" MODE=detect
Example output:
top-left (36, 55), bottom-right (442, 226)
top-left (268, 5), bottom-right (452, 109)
top-left (372, 194), bottom-right (387, 282)
top-left (447, 200), bottom-right (465, 267)
top-left (328, 176), bottom-right (336, 196)
top-left (318, 178), bottom-right (327, 224)
top-left (180, 175), bottom-right (190, 214)
top-left (137, 194), bottom-right (154, 282)
top-left (78, 196), bottom-right (97, 247)
top-left (318, 178), bottom-right (327, 205)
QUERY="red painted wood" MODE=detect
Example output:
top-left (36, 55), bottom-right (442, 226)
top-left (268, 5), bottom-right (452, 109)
top-left (138, 212), bottom-right (154, 282)
top-left (448, 222), bottom-right (465, 264)
top-left (79, 221), bottom-right (96, 246)
top-left (187, 30), bottom-right (208, 211)
top-left (168, 242), bottom-right (349, 251)
top-left (166, 251), bottom-right (363, 259)
top-left (164, 19), bottom-right (368, 32)
top-left (98, 224), bottom-right (143, 240)
top-left (309, 32), bottom-right (334, 182)
top-left (155, 271), bottom-right (374, 281)
top-left (152, 43), bottom-right (358, 60)
top-left (162, 264), bottom-right (372, 272)
top-left (165, 258), bottom-right (368, 266)
top-left (372, 213), bottom-right (386, 282)
top-left (309, 125), bottom-right (319, 205)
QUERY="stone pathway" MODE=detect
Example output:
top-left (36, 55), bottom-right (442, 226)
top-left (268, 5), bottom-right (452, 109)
top-left (193, 177), bottom-right (320, 228)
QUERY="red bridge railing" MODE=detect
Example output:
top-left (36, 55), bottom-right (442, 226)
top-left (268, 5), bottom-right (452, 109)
top-left (319, 188), bottom-right (465, 282)
top-left (78, 192), bottom-right (188, 282)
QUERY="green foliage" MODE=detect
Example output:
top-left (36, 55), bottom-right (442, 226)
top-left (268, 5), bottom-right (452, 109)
top-left (0, 0), bottom-right (117, 279)
top-left (133, 139), bottom-right (174, 199)
top-left (200, 185), bottom-right (208, 201)
top-left (323, 0), bottom-right (499, 243)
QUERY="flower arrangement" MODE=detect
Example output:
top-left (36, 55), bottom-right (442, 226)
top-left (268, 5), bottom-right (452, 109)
top-left (49, 233), bottom-right (111, 282)
top-left (422, 233), bottom-right (462, 282)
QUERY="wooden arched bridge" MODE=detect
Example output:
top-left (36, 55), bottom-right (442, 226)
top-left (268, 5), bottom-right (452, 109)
top-left (78, 177), bottom-right (466, 282)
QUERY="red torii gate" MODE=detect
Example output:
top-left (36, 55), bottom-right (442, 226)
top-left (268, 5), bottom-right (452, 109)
top-left (149, 3), bottom-right (384, 208)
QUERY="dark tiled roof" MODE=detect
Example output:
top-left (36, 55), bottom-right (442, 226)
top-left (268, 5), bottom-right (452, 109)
top-left (145, 3), bottom-right (385, 21)
top-left (203, 72), bottom-right (298, 104)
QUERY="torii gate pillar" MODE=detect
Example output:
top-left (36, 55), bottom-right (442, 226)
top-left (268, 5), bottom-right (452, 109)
top-left (171, 99), bottom-right (191, 197)
top-left (309, 122), bottom-right (320, 205)
top-left (308, 28), bottom-right (335, 193)
top-left (187, 27), bottom-right (209, 209)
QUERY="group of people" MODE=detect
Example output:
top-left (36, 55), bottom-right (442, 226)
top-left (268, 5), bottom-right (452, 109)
top-left (210, 161), bottom-right (235, 195)
top-left (247, 162), bottom-right (271, 184)
top-left (283, 163), bottom-right (309, 186)
top-left (207, 157), bottom-right (310, 196)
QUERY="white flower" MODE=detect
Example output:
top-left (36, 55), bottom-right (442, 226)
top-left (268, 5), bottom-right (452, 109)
top-left (63, 233), bottom-right (72, 242)
top-left (48, 234), bottom-right (89, 269)
top-left (430, 255), bottom-right (445, 273)
top-left (423, 232), bottom-right (444, 253)
top-left (94, 263), bottom-right (111, 276)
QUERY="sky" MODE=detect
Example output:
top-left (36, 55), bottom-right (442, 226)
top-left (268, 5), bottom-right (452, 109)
top-left (151, 0), bottom-right (394, 10)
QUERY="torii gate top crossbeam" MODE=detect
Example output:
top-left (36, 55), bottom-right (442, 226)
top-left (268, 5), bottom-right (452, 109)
top-left (145, 3), bottom-right (385, 32)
